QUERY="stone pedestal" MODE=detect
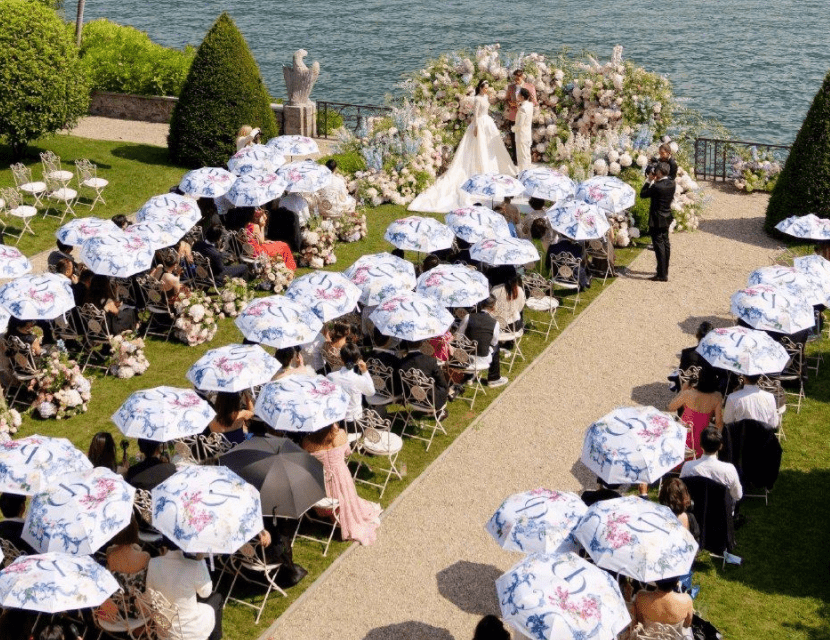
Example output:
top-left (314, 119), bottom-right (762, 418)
top-left (283, 103), bottom-right (317, 137)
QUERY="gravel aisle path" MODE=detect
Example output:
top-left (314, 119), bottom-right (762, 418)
top-left (262, 185), bottom-right (779, 640)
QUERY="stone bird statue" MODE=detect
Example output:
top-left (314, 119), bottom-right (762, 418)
top-left (283, 49), bottom-right (320, 106)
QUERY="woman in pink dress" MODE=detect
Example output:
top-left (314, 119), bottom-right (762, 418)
top-left (244, 208), bottom-right (296, 270)
top-left (668, 372), bottom-right (723, 458)
top-left (302, 423), bottom-right (381, 545)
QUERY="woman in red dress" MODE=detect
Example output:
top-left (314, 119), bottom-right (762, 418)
top-left (244, 208), bottom-right (296, 270)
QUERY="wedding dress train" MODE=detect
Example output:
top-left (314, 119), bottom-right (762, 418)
top-left (408, 95), bottom-right (517, 213)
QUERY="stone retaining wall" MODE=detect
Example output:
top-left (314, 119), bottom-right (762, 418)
top-left (88, 91), bottom-right (286, 127)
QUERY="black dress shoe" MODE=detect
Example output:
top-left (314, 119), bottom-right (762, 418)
top-left (649, 275), bottom-right (668, 282)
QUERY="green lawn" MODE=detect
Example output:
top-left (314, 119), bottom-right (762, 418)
top-left (7, 134), bottom-right (827, 640)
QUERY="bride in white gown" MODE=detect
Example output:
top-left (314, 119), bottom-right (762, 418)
top-left (408, 80), bottom-right (517, 213)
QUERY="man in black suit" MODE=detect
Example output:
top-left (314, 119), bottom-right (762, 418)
top-left (192, 225), bottom-right (248, 284)
top-left (640, 161), bottom-right (676, 282)
top-left (0, 493), bottom-right (35, 554)
top-left (398, 339), bottom-right (449, 419)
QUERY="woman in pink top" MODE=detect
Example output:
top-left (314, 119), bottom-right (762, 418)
top-left (668, 371), bottom-right (723, 458)
top-left (302, 423), bottom-right (381, 545)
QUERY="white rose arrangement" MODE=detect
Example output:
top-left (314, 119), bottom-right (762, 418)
top-left (107, 331), bottom-right (150, 379)
top-left (173, 289), bottom-right (218, 346)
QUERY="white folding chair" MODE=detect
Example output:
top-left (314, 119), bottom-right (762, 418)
top-left (292, 498), bottom-right (341, 557)
top-left (40, 150), bottom-right (74, 186)
top-left (75, 159), bottom-right (109, 209)
top-left (446, 333), bottom-right (487, 409)
top-left (352, 409), bottom-right (404, 498)
top-left (222, 541), bottom-right (287, 624)
top-left (550, 251), bottom-right (582, 314)
top-left (43, 173), bottom-right (78, 222)
top-left (496, 314), bottom-right (525, 373)
top-left (0, 187), bottom-right (36, 244)
top-left (10, 163), bottom-right (46, 207)
top-left (399, 367), bottom-right (447, 451)
top-left (522, 271), bottom-right (559, 340)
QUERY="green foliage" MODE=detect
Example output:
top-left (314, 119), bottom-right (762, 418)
top-left (766, 68), bottom-right (830, 233)
top-left (316, 109), bottom-right (344, 136)
top-left (319, 151), bottom-right (366, 175)
top-left (0, 0), bottom-right (89, 158)
top-left (621, 167), bottom-right (650, 232)
top-left (78, 20), bottom-right (195, 97)
top-left (168, 13), bottom-right (277, 168)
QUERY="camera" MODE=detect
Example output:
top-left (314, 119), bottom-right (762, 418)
top-left (644, 162), bottom-right (658, 177)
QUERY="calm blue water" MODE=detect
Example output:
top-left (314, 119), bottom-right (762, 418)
top-left (79, 0), bottom-right (829, 144)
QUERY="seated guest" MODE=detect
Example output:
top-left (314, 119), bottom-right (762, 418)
top-left (87, 432), bottom-right (127, 475)
top-left (491, 267), bottom-right (525, 333)
top-left (580, 478), bottom-right (622, 506)
top-left (659, 477), bottom-right (700, 542)
top-left (546, 234), bottom-right (590, 290)
top-left (0, 493), bottom-right (35, 553)
top-left (125, 439), bottom-right (173, 489)
top-left (316, 159), bottom-right (357, 218)
top-left (111, 214), bottom-right (131, 231)
top-left (632, 576), bottom-right (693, 638)
top-left (322, 320), bottom-right (351, 371)
top-left (680, 427), bottom-right (743, 506)
top-left (301, 423), bottom-right (382, 545)
top-left (428, 330), bottom-right (453, 363)
top-left (496, 196), bottom-right (520, 237)
top-left (668, 369), bottom-right (723, 458)
top-left (367, 330), bottom-right (402, 399)
top-left (193, 225), bottom-right (248, 284)
top-left (54, 257), bottom-right (77, 284)
top-left (326, 343), bottom-right (375, 429)
top-left (71, 269), bottom-right (93, 307)
top-left (670, 321), bottom-right (716, 391)
top-left (299, 334), bottom-right (326, 374)
top-left (147, 539), bottom-right (223, 640)
top-left (723, 374), bottom-right (780, 429)
top-left (279, 193), bottom-right (311, 227)
top-left (520, 197), bottom-right (549, 240)
top-left (235, 125), bottom-right (260, 151)
top-left (457, 295), bottom-right (507, 388)
top-left (208, 391), bottom-right (254, 444)
top-left (96, 515), bottom-right (150, 624)
top-left (398, 339), bottom-right (450, 418)
top-left (150, 253), bottom-right (187, 300)
top-left (47, 240), bottom-right (76, 271)
top-left (5, 317), bottom-right (42, 356)
top-left (85, 274), bottom-right (139, 334)
top-left (529, 214), bottom-right (558, 254)
top-left (275, 345), bottom-right (315, 378)
top-left (244, 208), bottom-right (296, 269)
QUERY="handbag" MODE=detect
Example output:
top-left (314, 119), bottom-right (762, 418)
top-left (691, 613), bottom-right (723, 640)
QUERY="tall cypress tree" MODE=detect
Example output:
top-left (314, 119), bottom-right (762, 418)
top-left (168, 13), bottom-right (278, 168)
top-left (765, 69), bottom-right (830, 234)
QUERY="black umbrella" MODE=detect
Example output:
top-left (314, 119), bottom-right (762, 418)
top-left (128, 462), bottom-right (178, 491)
top-left (219, 434), bottom-right (325, 519)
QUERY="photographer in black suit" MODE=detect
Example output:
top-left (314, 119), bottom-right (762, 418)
top-left (640, 161), bottom-right (676, 282)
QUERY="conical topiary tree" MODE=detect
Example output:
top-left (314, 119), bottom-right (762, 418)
top-left (765, 68), bottom-right (830, 234)
top-left (168, 13), bottom-right (278, 168)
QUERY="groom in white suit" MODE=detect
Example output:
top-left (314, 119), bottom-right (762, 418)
top-left (512, 88), bottom-right (533, 171)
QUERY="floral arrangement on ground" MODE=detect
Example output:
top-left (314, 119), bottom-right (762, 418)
top-left (107, 331), bottom-right (150, 379)
top-left (252, 257), bottom-right (294, 292)
top-left (334, 208), bottom-right (369, 243)
top-left (0, 393), bottom-right (22, 441)
top-left (300, 218), bottom-right (338, 268)
top-left (729, 146), bottom-right (783, 193)
top-left (211, 277), bottom-right (253, 316)
top-left (31, 350), bottom-right (92, 419)
top-left (174, 289), bottom-right (218, 346)
top-left (335, 44), bottom-right (705, 239)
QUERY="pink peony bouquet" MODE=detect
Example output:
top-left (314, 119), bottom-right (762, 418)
top-left (31, 351), bottom-right (92, 419)
top-left (107, 331), bottom-right (150, 379)
top-left (210, 277), bottom-right (253, 317)
top-left (251, 257), bottom-right (294, 293)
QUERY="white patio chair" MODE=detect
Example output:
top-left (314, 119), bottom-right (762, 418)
top-left (776, 336), bottom-right (805, 414)
top-left (550, 251), bottom-right (582, 314)
top-left (399, 367), bottom-right (447, 451)
top-left (77, 303), bottom-right (112, 372)
top-left (43, 173), bottom-right (78, 222)
top-left (75, 159), bottom-right (109, 209)
top-left (136, 275), bottom-right (175, 340)
top-left (446, 333), bottom-right (487, 409)
top-left (10, 163), bottom-right (46, 207)
top-left (222, 540), bottom-right (287, 624)
top-left (2, 335), bottom-right (40, 409)
top-left (365, 358), bottom-right (402, 417)
top-left (93, 588), bottom-right (146, 640)
top-left (522, 271), bottom-right (559, 340)
top-left (0, 538), bottom-right (24, 569)
top-left (0, 188), bottom-right (36, 244)
top-left (292, 497), bottom-right (341, 557)
top-left (352, 409), bottom-right (403, 498)
top-left (40, 150), bottom-right (74, 186)
top-left (496, 314), bottom-right (525, 373)
top-left (135, 588), bottom-right (183, 640)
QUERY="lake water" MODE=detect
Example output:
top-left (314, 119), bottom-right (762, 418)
top-left (80, 0), bottom-right (830, 145)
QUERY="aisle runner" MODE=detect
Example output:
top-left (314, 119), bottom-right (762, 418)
top-left (266, 188), bottom-right (777, 640)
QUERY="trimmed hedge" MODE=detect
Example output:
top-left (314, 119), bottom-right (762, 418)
top-left (78, 20), bottom-right (195, 97)
top-left (168, 13), bottom-right (278, 168)
top-left (766, 68), bottom-right (830, 233)
top-left (0, 0), bottom-right (88, 158)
